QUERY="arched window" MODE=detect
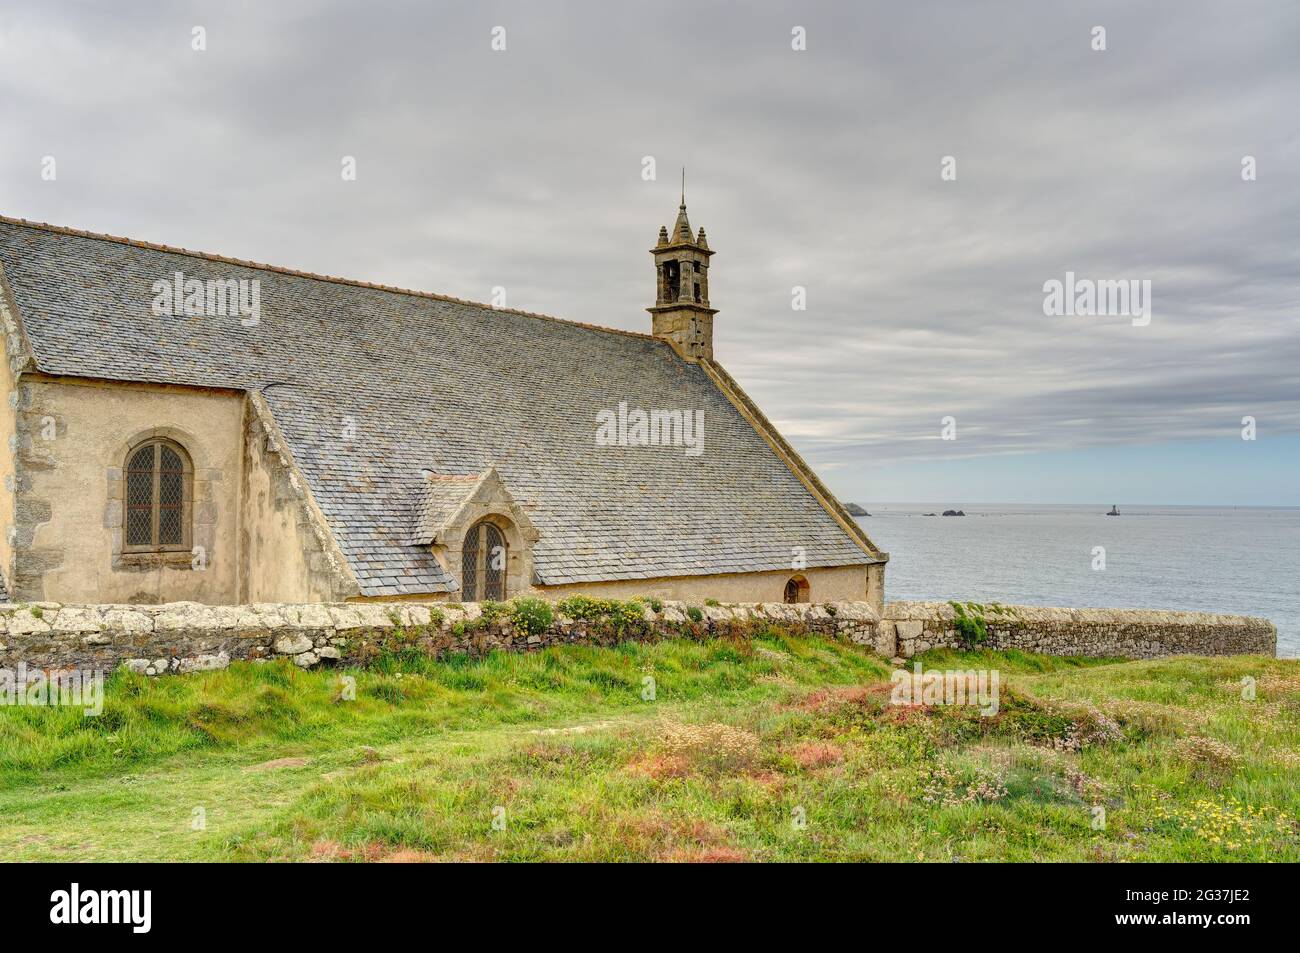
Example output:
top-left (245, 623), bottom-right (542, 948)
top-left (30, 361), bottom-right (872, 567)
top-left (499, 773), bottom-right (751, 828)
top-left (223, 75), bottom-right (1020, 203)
top-left (663, 260), bottom-right (680, 302)
top-left (783, 575), bottom-right (810, 604)
top-left (124, 439), bottom-right (192, 552)
top-left (461, 520), bottom-right (507, 601)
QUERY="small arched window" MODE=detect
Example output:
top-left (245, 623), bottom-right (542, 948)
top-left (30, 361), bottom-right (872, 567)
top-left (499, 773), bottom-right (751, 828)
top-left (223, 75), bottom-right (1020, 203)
top-left (784, 575), bottom-right (810, 604)
top-left (124, 439), bottom-right (192, 552)
top-left (664, 261), bottom-right (681, 301)
top-left (461, 520), bottom-right (507, 601)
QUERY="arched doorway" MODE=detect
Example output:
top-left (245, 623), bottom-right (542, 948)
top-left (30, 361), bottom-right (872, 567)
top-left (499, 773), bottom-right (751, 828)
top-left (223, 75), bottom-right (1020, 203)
top-left (783, 575), bottom-right (810, 604)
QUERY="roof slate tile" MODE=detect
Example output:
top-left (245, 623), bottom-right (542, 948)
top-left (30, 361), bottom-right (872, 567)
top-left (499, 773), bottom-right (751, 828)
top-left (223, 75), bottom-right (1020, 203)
top-left (0, 218), bottom-right (877, 597)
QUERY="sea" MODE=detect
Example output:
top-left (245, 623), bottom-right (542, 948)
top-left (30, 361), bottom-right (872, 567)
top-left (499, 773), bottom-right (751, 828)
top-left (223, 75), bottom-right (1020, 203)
top-left (854, 504), bottom-right (1300, 658)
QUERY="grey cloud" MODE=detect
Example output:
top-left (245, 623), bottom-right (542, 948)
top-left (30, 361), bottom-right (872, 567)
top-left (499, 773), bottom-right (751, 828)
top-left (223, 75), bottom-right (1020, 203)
top-left (0, 0), bottom-right (1296, 490)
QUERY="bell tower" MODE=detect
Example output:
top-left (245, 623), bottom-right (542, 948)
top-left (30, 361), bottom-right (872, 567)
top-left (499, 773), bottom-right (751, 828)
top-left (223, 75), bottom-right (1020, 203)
top-left (648, 179), bottom-right (717, 362)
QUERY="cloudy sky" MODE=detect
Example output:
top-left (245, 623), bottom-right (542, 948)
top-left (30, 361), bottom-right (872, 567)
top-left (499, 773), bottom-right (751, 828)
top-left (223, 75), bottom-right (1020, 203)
top-left (2, 1), bottom-right (1297, 504)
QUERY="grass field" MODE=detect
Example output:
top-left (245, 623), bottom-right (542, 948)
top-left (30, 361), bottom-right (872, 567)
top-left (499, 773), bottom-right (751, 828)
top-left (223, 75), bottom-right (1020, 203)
top-left (1, 630), bottom-right (1297, 862)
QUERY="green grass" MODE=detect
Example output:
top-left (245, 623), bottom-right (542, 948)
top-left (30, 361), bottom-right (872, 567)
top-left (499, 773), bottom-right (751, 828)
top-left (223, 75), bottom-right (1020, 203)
top-left (1, 632), bottom-right (1296, 862)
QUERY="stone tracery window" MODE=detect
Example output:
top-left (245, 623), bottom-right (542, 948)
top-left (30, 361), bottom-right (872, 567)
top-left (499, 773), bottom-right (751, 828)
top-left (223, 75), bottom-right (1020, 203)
top-left (461, 520), bottom-right (507, 601)
top-left (123, 439), bottom-right (192, 552)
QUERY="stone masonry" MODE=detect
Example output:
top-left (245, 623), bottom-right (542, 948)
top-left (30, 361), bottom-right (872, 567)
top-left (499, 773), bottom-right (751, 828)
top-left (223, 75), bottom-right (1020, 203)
top-left (883, 601), bottom-right (1277, 659)
top-left (0, 599), bottom-right (1276, 676)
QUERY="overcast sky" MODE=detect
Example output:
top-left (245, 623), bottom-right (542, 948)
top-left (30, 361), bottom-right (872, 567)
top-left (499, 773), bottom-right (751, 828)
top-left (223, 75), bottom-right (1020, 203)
top-left (2, 1), bottom-right (1297, 504)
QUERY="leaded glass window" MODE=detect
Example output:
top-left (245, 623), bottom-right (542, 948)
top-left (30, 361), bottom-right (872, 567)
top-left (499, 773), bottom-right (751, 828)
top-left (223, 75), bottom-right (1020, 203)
top-left (461, 521), bottom-right (507, 601)
top-left (124, 440), bottom-right (190, 551)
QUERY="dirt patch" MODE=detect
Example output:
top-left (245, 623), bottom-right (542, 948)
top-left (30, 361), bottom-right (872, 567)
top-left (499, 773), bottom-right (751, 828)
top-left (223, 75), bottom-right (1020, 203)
top-left (1105, 699), bottom-right (1201, 736)
top-left (377, 849), bottom-right (442, 863)
top-left (1257, 673), bottom-right (1300, 694)
top-left (309, 839), bottom-right (444, 863)
top-left (627, 752), bottom-right (693, 780)
top-left (663, 845), bottom-right (749, 863)
top-left (618, 815), bottom-right (749, 862)
top-left (529, 721), bottom-right (617, 736)
top-left (1065, 765), bottom-right (1111, 802)
top-left (245, 757), bottom-right (310, 772)
top-left (787, 683), bottom-right (888, 713)
top-left (654, 722), bottom-right (760, 773)
top-left (789, 742), bottom-right (845, 770)
top-left (881, 702), bottom-right (930, 726)
top-left (308, 839), bottom-right (348, 861)
top-left (1174, 735), bottom-right (1241, 775)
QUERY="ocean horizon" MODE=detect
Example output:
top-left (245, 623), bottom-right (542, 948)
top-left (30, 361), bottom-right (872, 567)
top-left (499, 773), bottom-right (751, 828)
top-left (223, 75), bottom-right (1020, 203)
top-left (854, 503), bottom-right (1299, 657)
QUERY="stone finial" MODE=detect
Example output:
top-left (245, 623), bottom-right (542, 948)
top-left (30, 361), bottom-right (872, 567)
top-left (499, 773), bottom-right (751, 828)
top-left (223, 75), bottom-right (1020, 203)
top-left (657, 225), bottom-right (669, 246)
top-left (674, 204), bottom-right (693, 242)
top-left (696, 227), bottom-right (709, 250)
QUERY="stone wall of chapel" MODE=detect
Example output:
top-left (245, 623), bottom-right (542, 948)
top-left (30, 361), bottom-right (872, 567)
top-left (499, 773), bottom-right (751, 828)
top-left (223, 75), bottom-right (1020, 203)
top-left (9, 377), bottom-right (242, 603)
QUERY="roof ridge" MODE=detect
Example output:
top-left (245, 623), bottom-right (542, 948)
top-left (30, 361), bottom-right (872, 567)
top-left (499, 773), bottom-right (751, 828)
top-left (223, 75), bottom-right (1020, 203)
top-left (0, 214), bottom-right (657, 342)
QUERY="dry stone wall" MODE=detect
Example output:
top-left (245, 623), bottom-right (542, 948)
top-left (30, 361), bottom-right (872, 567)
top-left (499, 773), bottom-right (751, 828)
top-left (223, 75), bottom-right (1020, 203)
top-left (0, 598), bottom-right (1275, 676)
top-left (883, 601), bottom-right (1276, 659)
top-left (0, 600), bottom-right (879, 675)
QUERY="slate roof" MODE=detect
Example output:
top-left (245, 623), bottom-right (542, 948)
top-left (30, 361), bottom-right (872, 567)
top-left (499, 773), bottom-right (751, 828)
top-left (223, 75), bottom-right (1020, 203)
top-left (408, 473), bottom-right (485, 547)
top-left (0, 217), bottom-right (880, 597)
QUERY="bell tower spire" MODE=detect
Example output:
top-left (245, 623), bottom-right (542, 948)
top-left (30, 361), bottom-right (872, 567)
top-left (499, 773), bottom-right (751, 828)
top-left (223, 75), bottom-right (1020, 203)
top-left (648, 178), bottom-right (717, 362)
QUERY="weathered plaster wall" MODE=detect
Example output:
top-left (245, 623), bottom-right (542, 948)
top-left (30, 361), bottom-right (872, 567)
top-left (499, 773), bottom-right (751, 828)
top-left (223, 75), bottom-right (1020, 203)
top-left (0, 293), bottom-right (19, 592)
top-left (351, 565), bottom-right (875, 608)
top-left (880, 601), bottom-right (1277, 659)
top-left (10, 377), bottom-right (244, 604)
top-left (537, 564), bottom-right (872, 607)
top-left (866, 563), bottom-right (884, 611)
top-left (0, 600), bottom-right (1273, 676)
top-left (239, 396), bottom-right (357, 603)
